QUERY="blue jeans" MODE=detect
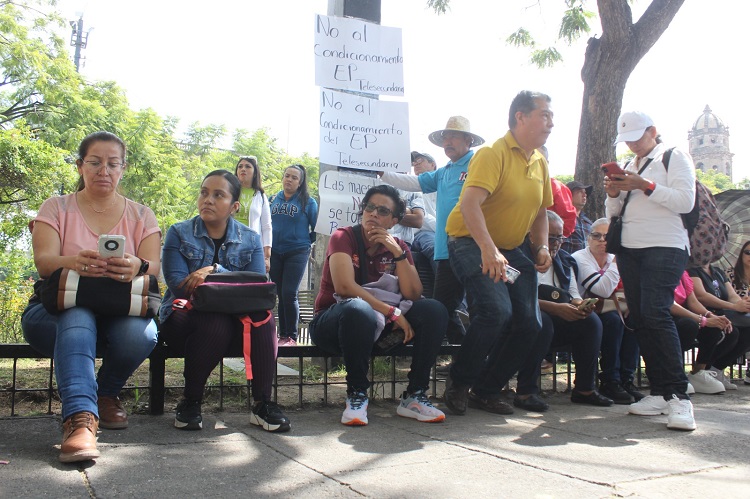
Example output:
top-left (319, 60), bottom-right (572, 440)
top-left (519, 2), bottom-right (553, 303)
top-left (448, 238), bottom-right (541, 397)
top-left (433, 259), bottom-right (466, 343)
top-left (21, 302), bottom-right (157, 420)
top-left (412, 230), bottom-right (437, 274)
top-left (617, 246), bottom-right (689, 400)
top-left (270, 247), bottom-right (310, 340)
top-left (517, 310), bottom-right (602, 395)
top-left (598, 311), bottom-right (640, 384)
top-left (310, 298), bottom-right (446, 393)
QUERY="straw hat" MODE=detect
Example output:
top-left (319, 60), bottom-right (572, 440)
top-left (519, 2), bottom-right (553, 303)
top-left (428, 116), bottom-right (485, 147)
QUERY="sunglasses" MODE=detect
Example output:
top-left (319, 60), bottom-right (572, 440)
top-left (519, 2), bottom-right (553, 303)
top-left (548, 235), bottom-right (565, 244)
top-left (362, 202), bottom-right (394, 217)
top-left (743, 250), bottom-right (750, 256)
top-left (589, 232), bottom-right (608, 241)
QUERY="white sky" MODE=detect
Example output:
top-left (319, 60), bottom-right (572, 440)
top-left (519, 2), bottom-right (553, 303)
top-left (56, 0), bottom-right (749, 181)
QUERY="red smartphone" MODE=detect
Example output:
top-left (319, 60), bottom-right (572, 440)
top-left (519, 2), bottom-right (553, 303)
top-left (601, 162), bottom-right (626, 177)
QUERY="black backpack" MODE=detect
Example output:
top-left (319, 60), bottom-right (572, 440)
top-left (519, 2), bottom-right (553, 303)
top-left (662, 148), bottom-right (730, 266)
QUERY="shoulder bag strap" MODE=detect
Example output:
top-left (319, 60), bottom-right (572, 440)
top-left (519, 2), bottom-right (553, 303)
top-left (351, 224), bottom-right (369, 286)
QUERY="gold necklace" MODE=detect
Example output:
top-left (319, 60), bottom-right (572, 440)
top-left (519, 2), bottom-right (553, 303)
top-left (80, 191), bottom-right (118, 214)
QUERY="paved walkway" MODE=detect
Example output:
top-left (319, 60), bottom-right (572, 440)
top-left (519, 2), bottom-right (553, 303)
top-left (1, 387), bottom-right (749, 498)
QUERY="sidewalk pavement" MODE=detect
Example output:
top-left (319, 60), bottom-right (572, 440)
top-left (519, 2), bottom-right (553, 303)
top-left (2, 387), bottom-right (749, 498)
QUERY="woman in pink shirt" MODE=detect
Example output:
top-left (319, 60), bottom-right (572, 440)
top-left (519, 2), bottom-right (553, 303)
top-left (22, 131), bottom-right (161, 463)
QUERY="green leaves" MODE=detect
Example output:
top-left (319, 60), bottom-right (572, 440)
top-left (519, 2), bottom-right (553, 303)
top-left (506, 28), bottom-right (535, 48)
top-left (530, 47), bottom-right (563, 68)
top-left (559, 3), bottom-right (594, 44)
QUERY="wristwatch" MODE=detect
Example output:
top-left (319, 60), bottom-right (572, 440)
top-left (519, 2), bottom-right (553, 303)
top-left (644, 180), bottom-right (657, 196)
top-left (392, 251), bottom-right (408, 262)
top-left (389, 307), bottom-right (402, 323)
top-left (536, 244), bottom-right (550, 255)
top-left (136, 258), bottom-right (150, 276)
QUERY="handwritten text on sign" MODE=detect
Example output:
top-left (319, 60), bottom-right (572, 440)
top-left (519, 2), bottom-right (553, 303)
top-left (319, 89), bottom-right (410, 173)
top-left (315, 170), bottom-right (380, 236)
top-left (314, 14), bottom-right (404, 96)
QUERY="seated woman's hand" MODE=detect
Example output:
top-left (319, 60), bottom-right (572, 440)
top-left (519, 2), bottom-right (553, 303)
top-left (731, 299), bottom-right (750, 314)
top-left (706, 313), bottom-right (732, 332)
top-left (556, 302), bottom-right (589, 322)
top-left (103, 253), bottom-right (140, 282)
top-left (392, 315), bottom-right (415, 343)
top-left (178, 265), bottom-right (215, 295)
top-left (76, 249), bottom-right (108, 277)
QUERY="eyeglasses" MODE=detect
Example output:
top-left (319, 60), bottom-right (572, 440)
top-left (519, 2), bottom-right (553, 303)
top-left (743, 250), bottom-right (750, 256)
top-left (83, 160), bottom-right (124, 171)
top-left (412, 158), bottom-right (426, 165)
top-left (589, 232), bottom-right (608, 241)
top-left (548, 235), bottom-right (565, 244)
top-left (362, 202), bottom-right (394, 217)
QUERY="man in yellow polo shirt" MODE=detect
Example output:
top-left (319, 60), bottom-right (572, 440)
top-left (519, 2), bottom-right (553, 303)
top-left (443, 90), bottom-right (555, 416)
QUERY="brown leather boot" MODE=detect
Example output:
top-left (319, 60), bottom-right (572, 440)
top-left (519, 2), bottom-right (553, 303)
top-left (59, 412), bottom-right (100, 463)
top-left (97, 396), bottom-right (129, 429)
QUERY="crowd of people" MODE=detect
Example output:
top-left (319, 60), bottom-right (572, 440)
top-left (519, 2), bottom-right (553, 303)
top-left (22, 91), bottom-right (750, 464)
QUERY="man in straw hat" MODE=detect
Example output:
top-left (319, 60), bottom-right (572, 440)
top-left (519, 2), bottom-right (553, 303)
top-left (443, 90), bottom-right (555, 415)
top-left (380, 116), bottom-right (484, 344)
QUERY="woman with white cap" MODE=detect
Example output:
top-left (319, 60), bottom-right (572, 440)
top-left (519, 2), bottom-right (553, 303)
top-left (604, 111), bottom-right (697, 431)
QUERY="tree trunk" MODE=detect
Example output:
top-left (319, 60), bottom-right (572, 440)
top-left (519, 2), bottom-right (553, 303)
top-left (575, 0), bottom-right (685, 220)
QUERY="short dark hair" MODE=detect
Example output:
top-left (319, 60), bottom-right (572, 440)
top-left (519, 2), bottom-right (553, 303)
top-left (357, 184), bottom-right (406, 222)
top-left (508, 91), bottom-right (551, 129)
top-left (203, 169), bottom-right (242, 203)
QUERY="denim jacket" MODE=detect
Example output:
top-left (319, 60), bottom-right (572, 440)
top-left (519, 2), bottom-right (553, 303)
top-left (159, 215), bottom-right (264, 323)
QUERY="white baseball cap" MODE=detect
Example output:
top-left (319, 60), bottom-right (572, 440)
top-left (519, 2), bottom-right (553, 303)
top-left (614, 111), bottom-right (654, 144)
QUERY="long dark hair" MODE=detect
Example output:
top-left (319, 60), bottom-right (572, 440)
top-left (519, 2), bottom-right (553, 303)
top-left (234, 156), bottom-right (264, 194)
top-left (285, 164), bottom-right (310, 212)
top-left (733, 240), bottom-right (750, 289)
top-left (75, 131), bottom-right (127, 192)
top-left (203, 169), bottom-right (242, 203)
top-left (356, 184), bottom-right (406, 222)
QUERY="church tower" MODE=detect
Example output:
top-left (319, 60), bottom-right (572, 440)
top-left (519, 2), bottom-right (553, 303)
top-left (688, 105), bottom-right (733, 179)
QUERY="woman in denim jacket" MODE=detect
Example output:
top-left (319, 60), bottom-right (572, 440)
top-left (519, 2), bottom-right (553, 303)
top-left (159, 170), bottom-right (290, 433)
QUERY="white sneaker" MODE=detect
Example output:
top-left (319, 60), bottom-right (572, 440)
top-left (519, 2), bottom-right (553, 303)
top-left (709, 367), bottom-right (737, 390)
top-left (397, 390), bottom-right (446, 423)
top-left (687, 370), bottom-right (726, 394)
top-left (666, 395), bottom-right (696, 431)
top-left (687, 382), bottom-right (695, 395)
top-left (628, 395), bottom-right (668, 415)
top-left (341, 391), bottom-right (369, 426)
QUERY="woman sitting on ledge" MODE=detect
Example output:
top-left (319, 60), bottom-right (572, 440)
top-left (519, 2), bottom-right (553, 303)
top-left (309, 184), bottom-right (447, 426)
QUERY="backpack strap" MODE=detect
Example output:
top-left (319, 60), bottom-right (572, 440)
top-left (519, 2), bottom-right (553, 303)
top-left (661, 147), bottom-right (675, 171)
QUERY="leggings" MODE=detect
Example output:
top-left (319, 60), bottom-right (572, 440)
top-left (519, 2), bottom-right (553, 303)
top-left (160, 309), bottom-right (277, 402)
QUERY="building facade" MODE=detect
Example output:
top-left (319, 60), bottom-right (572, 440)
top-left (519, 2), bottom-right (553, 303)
top-left (688, 105), bottom-right (733, 178)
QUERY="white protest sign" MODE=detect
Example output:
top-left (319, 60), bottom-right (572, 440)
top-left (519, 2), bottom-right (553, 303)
top-left (314, 14), bottom-right (404, 96)
top-left (319, 88), bottom-right (410, 173)
top-left (315, 170), bottom-right (380, 236)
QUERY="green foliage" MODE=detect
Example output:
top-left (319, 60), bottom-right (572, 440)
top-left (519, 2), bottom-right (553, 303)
top-left (530, 47), bottom-right (563, 68)
top-left (559, 1), bottom-right (594, 44)
top-left (554, 174), bottom-right (575, 185)
top-left (0, 249), bottom-right (36, 343)
top-left (426, 0), bottom-right (450, 15)
top-left (506, 28), bottom-right (535, 48)
top-left (695, 169), bottom-right (733, 194)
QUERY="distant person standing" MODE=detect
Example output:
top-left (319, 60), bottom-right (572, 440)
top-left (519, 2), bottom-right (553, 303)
top-left (443, 91), bottom-right (554, 416)
top-left (270, 164), bottom-right (318, 346)
top-left (605, 110), bottom-right (697, 431)
top-left (561, 181), bottom-right (593, 255)
top-left (380, 117), bottom-right (485, 344)
top-left (234, 156), bottom-right (272, 273)
top-left (388, 189), bottom-right (424, 247)
top-left (409, 152), bottom-right (438, 272)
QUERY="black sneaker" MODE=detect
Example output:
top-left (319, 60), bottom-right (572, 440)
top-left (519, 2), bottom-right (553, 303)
top-left (599, 381), bottom-right (635, 405)
top-left (621, 380), bottom-right (646, 402)
top-left (250, 401), bottom-right (291, 433)
top-left (174, 399), bottom-right (202, 430)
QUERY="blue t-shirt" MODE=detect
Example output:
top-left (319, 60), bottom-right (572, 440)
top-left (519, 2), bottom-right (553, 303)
top-left (270, 191), bottom-right (318, 254)
top-left (417, 150), bottom-right (474, 260)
